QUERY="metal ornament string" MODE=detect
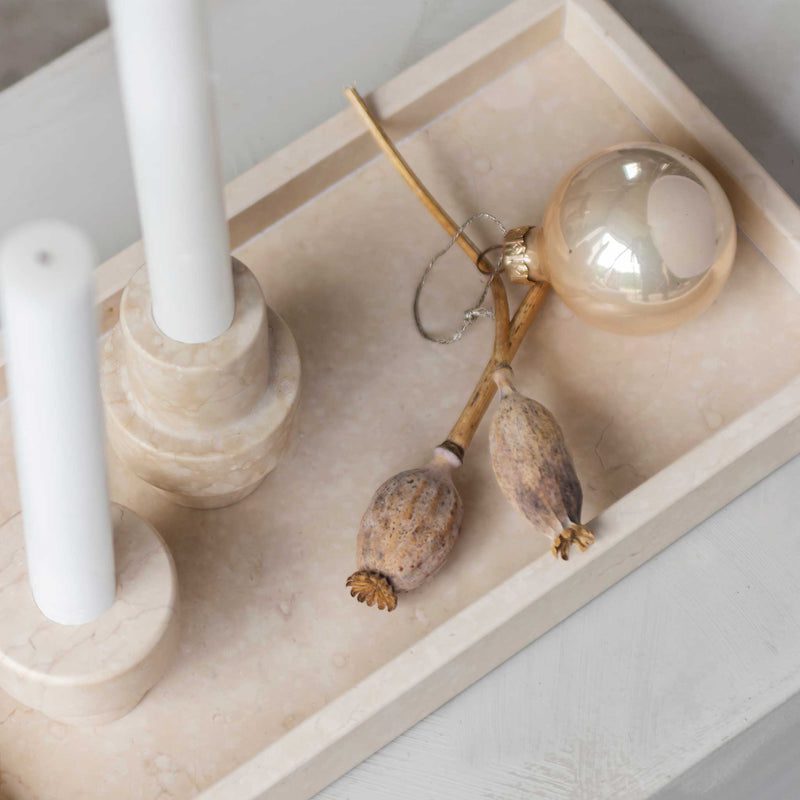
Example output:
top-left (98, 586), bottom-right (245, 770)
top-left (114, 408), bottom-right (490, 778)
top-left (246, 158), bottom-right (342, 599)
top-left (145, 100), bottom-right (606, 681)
top-left (413, 212), bottom-right (507, 344)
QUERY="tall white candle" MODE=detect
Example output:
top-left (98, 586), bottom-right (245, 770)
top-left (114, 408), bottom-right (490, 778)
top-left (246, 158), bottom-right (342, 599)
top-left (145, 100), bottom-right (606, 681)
top-left (0, 222), bottom-right (116, 626)
top-left (108, 0), bottom-right (236, 344)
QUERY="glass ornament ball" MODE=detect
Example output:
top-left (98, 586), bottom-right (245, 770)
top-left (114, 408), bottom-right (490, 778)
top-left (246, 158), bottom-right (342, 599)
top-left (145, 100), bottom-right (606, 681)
top-left (514, 143), bottom-right (737, 335)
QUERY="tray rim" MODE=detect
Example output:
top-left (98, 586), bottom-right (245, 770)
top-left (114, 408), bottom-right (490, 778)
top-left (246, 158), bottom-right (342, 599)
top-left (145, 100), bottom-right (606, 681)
top-left (192, 1), bottom-right (800, 797)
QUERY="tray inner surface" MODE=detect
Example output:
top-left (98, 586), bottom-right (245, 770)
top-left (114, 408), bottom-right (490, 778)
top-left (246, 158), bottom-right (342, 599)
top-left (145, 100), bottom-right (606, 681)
top-left (2, 38), bottom-right (799, 800)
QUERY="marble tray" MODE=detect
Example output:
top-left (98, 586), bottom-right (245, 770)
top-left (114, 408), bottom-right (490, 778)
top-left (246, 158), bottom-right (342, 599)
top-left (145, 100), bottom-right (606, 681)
top-left (2, 0), bottom-right (800, 797)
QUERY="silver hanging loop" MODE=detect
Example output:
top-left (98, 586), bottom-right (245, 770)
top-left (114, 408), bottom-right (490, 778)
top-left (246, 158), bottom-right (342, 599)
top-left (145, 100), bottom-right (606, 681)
top-left (413, 212), bottom-right (507, 344)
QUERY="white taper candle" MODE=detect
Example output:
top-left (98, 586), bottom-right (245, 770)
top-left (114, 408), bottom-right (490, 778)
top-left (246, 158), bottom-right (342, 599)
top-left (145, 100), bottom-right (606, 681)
top-left (0, 222), bottom-right (116, 625)
top-left (108, 0), bottom-right (236, 344)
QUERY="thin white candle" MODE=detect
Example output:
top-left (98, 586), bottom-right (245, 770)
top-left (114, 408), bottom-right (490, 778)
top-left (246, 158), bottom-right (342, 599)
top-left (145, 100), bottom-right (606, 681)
top-left (108, 0), bottom-right (236, 344)
top-left (0, 222), bottom-right (116, 625)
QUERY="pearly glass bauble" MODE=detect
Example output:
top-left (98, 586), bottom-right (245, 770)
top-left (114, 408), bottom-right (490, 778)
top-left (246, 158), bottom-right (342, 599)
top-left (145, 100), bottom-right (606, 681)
top-left (526, 143), bottom-right (736, 335)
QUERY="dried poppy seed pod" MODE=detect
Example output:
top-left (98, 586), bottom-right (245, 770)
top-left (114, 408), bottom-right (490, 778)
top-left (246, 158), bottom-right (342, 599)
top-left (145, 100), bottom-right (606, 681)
top-left (489, 366), bottom-right (594, 559)
top-left (347, 447), bottom-right (463, 611)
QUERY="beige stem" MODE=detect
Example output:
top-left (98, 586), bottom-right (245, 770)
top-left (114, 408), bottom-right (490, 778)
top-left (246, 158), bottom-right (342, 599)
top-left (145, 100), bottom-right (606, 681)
top-left (344, 87), bottom-right (510, 366)
top-left (344, 86), bottom-right (548, 456)
top-left (446, 282), bottom-right (549, 453)
top-left (344, 87), bottom-right (488, 272)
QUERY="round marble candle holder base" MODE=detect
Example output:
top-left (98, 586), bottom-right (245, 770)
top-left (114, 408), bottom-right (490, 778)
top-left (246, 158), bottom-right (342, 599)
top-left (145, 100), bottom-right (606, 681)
top-left (101, 258), bottom-right (301, 509)
top-left (0, 504), bottom-right (178, 726)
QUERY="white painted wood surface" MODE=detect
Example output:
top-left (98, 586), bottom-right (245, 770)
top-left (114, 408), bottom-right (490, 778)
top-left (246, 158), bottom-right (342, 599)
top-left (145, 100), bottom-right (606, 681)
top-left (322, 456), bottom-right (800, 799)
top-left (1, 1), bottom-right (799, 798)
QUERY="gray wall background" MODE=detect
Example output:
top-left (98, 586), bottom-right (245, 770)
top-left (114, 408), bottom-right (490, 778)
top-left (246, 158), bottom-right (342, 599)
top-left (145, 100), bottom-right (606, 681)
top-left (1, 0), bottom-right (799, 262)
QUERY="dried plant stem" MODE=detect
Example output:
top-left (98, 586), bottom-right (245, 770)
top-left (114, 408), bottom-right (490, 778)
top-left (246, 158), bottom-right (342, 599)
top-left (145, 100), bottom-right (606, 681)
top-left (344, 86), bottom-right (548, 456)
top-left (446, 281), bottom-right (549, 453)
top-left (344, 87), bottom-right (510, 367)
top-left (344, 87), bottom-right (488, 272)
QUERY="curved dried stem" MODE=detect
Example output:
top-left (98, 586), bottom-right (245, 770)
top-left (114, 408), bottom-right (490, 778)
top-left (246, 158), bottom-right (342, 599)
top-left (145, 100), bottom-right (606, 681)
top-left (345, 87), bottom-right (554, 458)
top-left (345, 87), bottom-right (489, 273)
top-left (446, 281), bottom-right (548, 453)
top-left (345, 87), bottom-right (511, 369)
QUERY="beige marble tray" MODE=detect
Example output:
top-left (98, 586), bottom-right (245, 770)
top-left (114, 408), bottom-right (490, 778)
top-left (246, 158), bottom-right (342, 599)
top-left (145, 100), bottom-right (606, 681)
top-left (2, 0), bottom-right (800, 797)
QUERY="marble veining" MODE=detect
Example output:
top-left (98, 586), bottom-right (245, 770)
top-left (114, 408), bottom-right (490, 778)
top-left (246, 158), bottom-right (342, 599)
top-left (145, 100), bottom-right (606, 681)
top-left (120, 260), bottom-right (271, 429)
top-left (101, 259), bottom-right (301, 508)
top-left (0, 504), bottom-right (178, 727)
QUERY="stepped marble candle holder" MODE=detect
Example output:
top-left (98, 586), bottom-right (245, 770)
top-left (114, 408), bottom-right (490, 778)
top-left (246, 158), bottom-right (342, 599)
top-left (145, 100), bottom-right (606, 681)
top-left (0, 503), bottom-right (178, 725)
top-left (101, 258), bottom-right (300, 508)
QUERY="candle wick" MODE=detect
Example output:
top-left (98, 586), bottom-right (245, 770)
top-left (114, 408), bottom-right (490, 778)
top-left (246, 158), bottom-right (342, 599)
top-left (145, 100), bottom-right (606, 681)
top-left (35, 251), bottom-right (53, 267)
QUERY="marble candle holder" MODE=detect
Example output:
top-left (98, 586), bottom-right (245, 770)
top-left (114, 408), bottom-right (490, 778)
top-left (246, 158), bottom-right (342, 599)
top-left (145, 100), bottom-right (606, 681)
top-left (101, 258), bottom-right (301, 508)
top-left (0, 503), bottom-right (178, 725)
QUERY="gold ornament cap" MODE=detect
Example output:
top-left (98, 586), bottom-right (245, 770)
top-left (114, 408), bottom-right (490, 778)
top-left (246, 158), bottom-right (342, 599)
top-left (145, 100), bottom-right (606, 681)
top-left (502, 225), bottom-right (543, 284)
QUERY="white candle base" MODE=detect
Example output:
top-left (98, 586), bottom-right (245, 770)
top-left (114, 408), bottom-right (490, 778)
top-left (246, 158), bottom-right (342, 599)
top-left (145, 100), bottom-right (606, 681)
top-left (101, 258), bottom-right (301, 508)
top-left (0, 504), bottom-right (178, 726)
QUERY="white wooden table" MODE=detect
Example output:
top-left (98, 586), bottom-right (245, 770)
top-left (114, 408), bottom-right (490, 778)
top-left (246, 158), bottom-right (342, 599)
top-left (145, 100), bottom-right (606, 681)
top-left (1, 2), bottom-right (799, 797)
